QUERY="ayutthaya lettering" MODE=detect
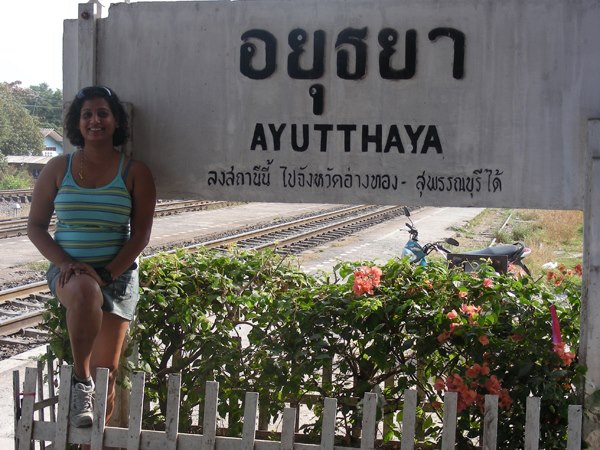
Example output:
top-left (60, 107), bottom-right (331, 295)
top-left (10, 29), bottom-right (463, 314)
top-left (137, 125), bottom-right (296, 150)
top-left (416, 169), bottom-right (503, 198)
top-left (250, 123), bottom-right (443, 154)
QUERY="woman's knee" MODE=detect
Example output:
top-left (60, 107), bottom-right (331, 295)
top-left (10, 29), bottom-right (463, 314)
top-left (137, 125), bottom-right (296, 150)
top-left (57, 275), bottom-right (103, 310)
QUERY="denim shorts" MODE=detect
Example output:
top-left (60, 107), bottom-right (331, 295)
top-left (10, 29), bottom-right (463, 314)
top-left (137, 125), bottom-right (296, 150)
top-left (46, 264), bottom-right (140, 321)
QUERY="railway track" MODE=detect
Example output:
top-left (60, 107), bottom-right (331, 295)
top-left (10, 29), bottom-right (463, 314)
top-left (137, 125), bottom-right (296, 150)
top-left (0, 199), bottom-right (234, 238)
top-left (0, 204), bottom-right (404, 346)
top-left (0, 188), bottom-right (33, 199)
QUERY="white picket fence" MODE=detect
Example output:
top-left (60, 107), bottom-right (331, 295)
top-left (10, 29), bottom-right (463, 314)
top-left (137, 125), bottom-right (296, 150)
top-left (14, 364), bottom-right (585, 450)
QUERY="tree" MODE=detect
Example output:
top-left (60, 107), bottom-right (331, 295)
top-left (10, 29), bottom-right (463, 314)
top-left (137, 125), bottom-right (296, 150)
top-left (19, 83), bottom-right (63, 131)
top-left (0, 83), bottom-right (44, 156)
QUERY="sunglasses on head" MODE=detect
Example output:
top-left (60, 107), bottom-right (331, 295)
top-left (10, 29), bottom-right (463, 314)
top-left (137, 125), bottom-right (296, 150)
top-left (76, 86), bottom-right (113, 99)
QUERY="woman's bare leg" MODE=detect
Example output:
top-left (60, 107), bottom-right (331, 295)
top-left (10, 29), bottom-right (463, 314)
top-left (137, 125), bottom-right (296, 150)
top-left (90, 312), bottom-right (131, 422)
top-left (56, 274), bottom-right (103, 380)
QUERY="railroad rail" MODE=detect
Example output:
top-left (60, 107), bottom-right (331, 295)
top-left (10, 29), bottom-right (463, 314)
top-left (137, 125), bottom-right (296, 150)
top-left (0, 204), bottom-right (403, 342)
top-left (0, 199), bottom-right (234, 238)
top-left (0, 188), bottom-right (33, 199)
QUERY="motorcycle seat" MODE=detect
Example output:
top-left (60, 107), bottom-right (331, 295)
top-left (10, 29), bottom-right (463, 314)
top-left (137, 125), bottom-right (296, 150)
top-left (462, 243), bottom-right (523, 258)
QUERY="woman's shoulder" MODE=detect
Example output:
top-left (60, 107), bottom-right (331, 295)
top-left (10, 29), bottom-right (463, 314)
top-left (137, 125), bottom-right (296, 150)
top-left (126, 157), bottom-right (153, 177)
top-left (44, 153), bottom-right (70, 173)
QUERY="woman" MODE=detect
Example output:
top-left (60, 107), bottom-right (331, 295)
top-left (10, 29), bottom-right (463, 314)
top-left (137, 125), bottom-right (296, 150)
top-left (27, 86), bottom-right (156, 428)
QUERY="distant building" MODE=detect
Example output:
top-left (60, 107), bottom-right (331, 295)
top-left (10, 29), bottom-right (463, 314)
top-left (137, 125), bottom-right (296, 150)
top-left (6, 155), bottom-right (53, 179)
top-left (5, 129), bottom-right (63, 178)
top-left (40, 128), bottom-right (64, 157)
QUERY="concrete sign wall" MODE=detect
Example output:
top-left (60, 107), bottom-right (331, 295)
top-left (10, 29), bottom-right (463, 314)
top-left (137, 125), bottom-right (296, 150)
top-left (63, 0), bottom-right (600, 208)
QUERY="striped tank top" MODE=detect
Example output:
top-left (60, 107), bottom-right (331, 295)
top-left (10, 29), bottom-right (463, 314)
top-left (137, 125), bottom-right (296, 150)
top-left (54, 153), bottom-right (132, 268)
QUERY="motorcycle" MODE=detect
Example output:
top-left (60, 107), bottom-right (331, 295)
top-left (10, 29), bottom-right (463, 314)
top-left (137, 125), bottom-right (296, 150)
top-left (401, 207), bottom-right (531, 275)
top-left (400, 207), bottom-right (459, 266)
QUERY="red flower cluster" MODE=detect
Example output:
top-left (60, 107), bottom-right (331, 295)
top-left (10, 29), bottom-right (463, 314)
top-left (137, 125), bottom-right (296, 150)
top-left (553, 341), bottom-right (576, 366)
top-left (434, 363), bottom-right (512, 412)
top-left (352, 266), bottom-right (383, 296)
top-left (437, 304), bottom-right (483, 343)
top-left (546, 263), bottom-right (583, 286)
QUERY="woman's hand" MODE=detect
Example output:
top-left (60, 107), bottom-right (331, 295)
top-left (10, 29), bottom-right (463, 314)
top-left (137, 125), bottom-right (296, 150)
top-left (57, 261), bottom-right (102, 288)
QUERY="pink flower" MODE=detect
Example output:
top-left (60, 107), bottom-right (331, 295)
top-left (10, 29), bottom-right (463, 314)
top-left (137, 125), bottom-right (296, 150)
top-left (460, 303), bottom-right (481, 317)
top-left (485, 375), bottom-right (502, 395)
top-left (434, 378), bottom-right (445, 391)
top-left (499, 389), bottom-right (513, 409)
top-left (352, 266), bottom-right (382, 296)
top-left (437, 330), bottom-right (452, 343)
top-left (478, 335), bottom-right (490, 346)
top-left (458, 291), bottom-right (468, 299)
top-left (554, 342), bottom-right (576, 366)
top-left (483, 278), bottom-right (493, 288)
top-left (447, 310), bottom-right (458, 320)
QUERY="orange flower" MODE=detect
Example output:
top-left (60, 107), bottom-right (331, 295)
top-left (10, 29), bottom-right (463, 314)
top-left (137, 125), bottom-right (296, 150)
top-left (554, 342), bottom-right (576, 366)
top-left (437, 330), bottom-right (452, 343)
top-left (465, 364), bottom-right (481, 378)
top-left (447, 310), bottom-right (458, 320)
top-left (480, 363), bottom-right (490, 375)
top-left (434, 378), bottom-right (445, 391)
top-left (460, 303), bottom-right (482, 318)
top-left (546, 271), bottom-right (555, 281)
top-left (499, 390), bottom-right (513, 409)
top-left (352, 266), bottom-right (382, 296)
top-left (478, 335), bottom-right (490, 346)
top-left (485, 375), bottom-right (502, 395)
top-left (449, 322), bottom-right (462, 332)
top-left (458, 290), bottom-right (468, 299)
top-left (574, 264), bottom-right (583, 276)
top-left (460, 303), bottom-right (481, 323)
top-left (465, 362), bottom-right (489, 378)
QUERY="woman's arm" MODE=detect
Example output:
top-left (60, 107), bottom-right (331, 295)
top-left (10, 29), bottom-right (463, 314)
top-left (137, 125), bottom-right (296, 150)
top-left (27, 156), bottom-right (74, 266)
top-left (103, 159), bottom-right (156, 280)
top-left (27, 156), bottom-right (94, 287)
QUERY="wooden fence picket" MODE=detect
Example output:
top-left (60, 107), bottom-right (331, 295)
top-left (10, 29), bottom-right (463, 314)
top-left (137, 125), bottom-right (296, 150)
top-left (482, 394), bottom-right (498, 450)
top-left (567, 405), bottom-right (583, 450)
top-left (53, 365), bottom-right (72, 450)
top-left (440, 391), bottom-right (457, 450)
top-left (12, 369), bottom-right (20, 450)
top-left (360, 392), bottom-right (378, 450)
top-left (127, 371), bottom-right (146, 450)
top-left (321, 397), bottom-right (337, 450)
top-left (281, 407), bottom-right (297, 450)
top-left (400, 389), bottom-right (417, 450)
top-left (525, 396), bottom-right (541, 450)
top-left (13, 364), bottom-right (586, 450)
top-left (17, 367), bottom-right (38, 450)
top-left (91, 367), bottom-right (110, 450)
top-left (165, 373), bottom-right (182, 450)
top-left (242, 392), bottom-right (259, 450)
top-left (201, 381), bottom-right (219, 450)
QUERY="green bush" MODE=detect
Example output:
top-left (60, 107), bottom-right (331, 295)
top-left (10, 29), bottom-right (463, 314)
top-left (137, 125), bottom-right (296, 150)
top-left (0, 171), bottom-right (31, 189)
top-left (43, 248), bottom-right (585, 448)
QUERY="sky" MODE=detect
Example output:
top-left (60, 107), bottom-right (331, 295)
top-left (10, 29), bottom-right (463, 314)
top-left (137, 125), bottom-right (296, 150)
top-left (0, 0), bottom-right (177, 91)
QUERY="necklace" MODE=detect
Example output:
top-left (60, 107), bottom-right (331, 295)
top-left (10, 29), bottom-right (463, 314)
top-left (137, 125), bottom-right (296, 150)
top-left (78, 149), bottom-right (85, 181)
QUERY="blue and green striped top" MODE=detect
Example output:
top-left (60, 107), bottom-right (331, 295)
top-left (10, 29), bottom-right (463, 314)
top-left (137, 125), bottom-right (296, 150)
top-left (54, 153), bottom-right (132, 268)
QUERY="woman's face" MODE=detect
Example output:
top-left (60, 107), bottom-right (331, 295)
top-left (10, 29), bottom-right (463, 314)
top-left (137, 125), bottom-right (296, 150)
top-left (79, 97), bottom-right (117, 145)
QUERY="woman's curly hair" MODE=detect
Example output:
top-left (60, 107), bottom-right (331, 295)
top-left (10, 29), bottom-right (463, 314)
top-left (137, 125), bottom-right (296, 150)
top-left (64, 86), bottom-right (129, 148)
